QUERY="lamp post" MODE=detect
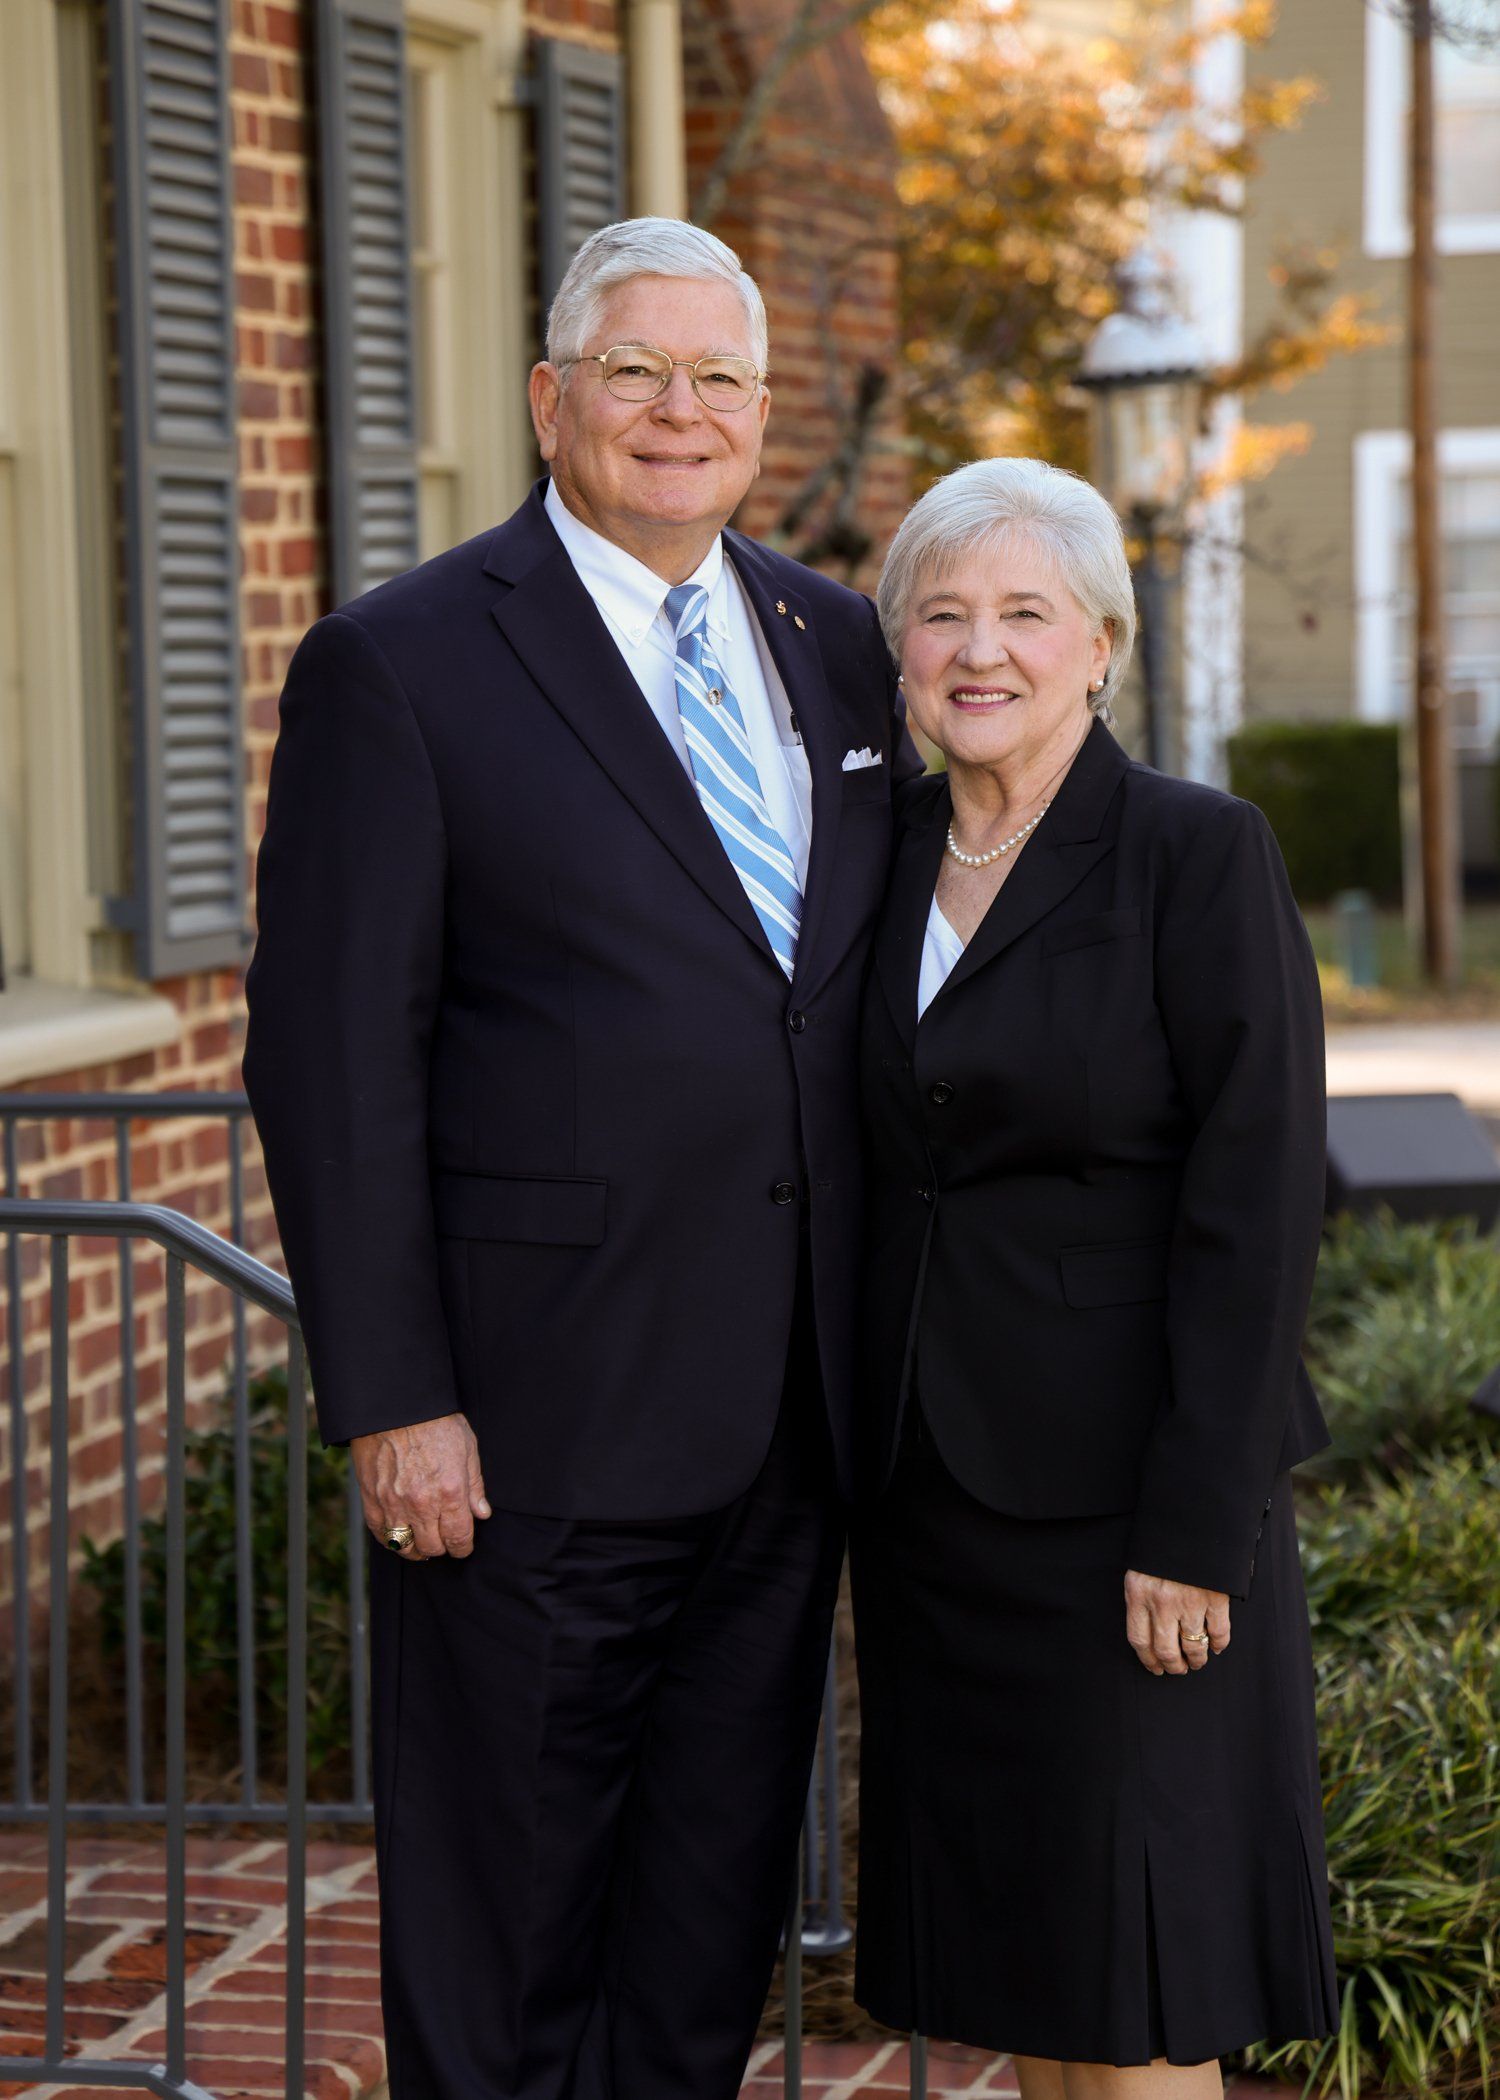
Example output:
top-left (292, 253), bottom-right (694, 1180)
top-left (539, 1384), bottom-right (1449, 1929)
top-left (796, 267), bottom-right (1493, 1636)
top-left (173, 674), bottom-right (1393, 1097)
top-left (1077, 252), bottom-right (1207, 774)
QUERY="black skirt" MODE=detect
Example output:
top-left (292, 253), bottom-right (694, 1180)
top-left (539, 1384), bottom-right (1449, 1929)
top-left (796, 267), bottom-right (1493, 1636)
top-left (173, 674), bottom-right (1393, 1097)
top-left (850, 1408), bottom-right (1339, 2067)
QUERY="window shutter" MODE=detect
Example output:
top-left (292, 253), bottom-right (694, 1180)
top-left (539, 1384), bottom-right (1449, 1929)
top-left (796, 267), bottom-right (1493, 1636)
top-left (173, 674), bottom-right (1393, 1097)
top-left (316, 0), bottom-right (420, 606)
top-left (536, 41), bottom-right (626, 318)
top-left (109, 0), bottom-right (248, 979)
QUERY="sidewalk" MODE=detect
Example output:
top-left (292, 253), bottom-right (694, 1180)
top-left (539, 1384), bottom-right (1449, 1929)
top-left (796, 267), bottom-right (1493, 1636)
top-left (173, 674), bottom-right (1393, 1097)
top-left (0, 1834), bottom-right (1301, 2100)
top-left (1326, 1018), bottom-right (1500, 1117)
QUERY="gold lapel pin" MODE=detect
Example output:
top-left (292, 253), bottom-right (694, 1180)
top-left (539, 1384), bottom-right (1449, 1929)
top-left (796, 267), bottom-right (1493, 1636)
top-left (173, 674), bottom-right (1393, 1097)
top-left (794, 615), bottom-right (806, 630)
top-left (775, 600), bottom-right (787, 615)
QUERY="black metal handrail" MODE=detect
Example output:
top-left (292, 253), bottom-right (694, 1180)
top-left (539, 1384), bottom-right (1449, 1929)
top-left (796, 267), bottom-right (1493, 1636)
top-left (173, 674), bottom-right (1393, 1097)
top-left (0, 1198), bottom-right (310, 2100)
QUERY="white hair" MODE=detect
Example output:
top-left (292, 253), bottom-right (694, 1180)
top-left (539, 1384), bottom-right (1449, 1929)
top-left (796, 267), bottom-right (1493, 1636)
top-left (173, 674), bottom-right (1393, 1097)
top-left (545, 217), bottom-right (769, 373)
top-left (876, 457), bottom-right (1137, 718)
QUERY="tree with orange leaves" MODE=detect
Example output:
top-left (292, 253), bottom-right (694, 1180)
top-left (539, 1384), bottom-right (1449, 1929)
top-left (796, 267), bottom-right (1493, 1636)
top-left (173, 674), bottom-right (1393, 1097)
top-left (860, 0), bottom-right (1394, 484)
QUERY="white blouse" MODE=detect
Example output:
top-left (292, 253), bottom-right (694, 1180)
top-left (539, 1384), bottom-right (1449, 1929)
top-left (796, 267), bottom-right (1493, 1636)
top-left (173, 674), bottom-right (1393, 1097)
top-left (916, 893), bottom-right (966, 1021)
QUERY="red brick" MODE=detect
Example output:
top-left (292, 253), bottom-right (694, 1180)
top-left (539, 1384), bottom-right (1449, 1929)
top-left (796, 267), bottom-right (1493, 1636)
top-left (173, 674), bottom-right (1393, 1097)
top-left (263, 3), bottom-right (302, 47)
top-left (232, 52), bottom-right (271, 95)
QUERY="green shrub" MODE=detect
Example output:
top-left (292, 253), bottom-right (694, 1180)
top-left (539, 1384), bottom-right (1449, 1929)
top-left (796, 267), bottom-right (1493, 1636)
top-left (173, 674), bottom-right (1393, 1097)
top-left (79, 1365), bottom-right (356, 1790)
top-left (1303, 1212), bottom-right (1500, 1480)
top-left (1228, 721), bottom-right (1402, 906)
top-left (1249, 1455), bottom-right (1500, 2100)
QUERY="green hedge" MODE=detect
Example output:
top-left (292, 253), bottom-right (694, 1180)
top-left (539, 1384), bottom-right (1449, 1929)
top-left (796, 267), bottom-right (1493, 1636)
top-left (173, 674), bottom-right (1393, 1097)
top-left (1249, 1453), bottom-right (1500, 2100)
top-left (1227, 721), bottom-right (1402, 906)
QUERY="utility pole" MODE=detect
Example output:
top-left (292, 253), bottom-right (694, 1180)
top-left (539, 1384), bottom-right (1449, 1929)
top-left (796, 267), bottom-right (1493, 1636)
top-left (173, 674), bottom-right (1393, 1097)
top-left (1408, 0), bottom-right (1461, 987)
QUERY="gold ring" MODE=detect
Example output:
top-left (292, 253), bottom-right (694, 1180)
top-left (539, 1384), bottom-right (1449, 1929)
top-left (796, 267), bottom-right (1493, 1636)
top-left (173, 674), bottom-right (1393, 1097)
top-left (383, 1523), bottom-right (416, 1554)
top-left (1182, 1630), bottom-right (1210, 1645)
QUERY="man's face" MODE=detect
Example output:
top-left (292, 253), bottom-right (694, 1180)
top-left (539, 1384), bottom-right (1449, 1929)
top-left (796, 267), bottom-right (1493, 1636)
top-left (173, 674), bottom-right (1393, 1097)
top-left (530, 275), bottom-right (770, 558)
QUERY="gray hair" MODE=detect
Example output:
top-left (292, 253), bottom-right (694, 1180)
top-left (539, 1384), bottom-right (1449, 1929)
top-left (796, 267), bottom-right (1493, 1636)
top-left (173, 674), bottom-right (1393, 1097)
top-left (877, 457), bottom-right (1137, 718)
top-left (545, 217), bottom-right (769, 374)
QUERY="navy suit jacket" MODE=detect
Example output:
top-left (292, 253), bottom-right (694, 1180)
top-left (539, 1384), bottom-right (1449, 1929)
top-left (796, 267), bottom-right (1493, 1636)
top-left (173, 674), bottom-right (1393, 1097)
top-left (860, 721), bottom-right (1330, 1597)
top-left (243, 480), bottom-right (919, 1514)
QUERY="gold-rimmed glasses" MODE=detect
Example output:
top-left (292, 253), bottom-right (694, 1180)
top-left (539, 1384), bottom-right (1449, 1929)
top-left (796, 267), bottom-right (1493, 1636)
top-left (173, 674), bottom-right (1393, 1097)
top-left (559, 342), bottom-right (766, 412)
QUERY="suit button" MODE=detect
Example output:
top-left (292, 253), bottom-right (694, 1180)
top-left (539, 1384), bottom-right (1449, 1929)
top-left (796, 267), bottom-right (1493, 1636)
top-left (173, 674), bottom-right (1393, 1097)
top-left (787, 1009), bottom-right (807, 1034)
top-left (771, 1181), bottom-right (798, 1205)
top-left (915, 1184), bottom-right (935, 1204)
top-left (929, 1082), bottom-right (954, 1106)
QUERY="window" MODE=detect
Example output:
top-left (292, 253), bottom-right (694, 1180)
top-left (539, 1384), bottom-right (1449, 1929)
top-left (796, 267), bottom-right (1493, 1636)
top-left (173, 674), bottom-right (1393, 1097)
top-left (401, 2), bottom-right (536, 562)
top-left (0, 0), bottom-right (116, 991)
top-left (0, 0), bottom-right (177, 1076)
top-left (1364, 8), bottom-right (1500, 257)
top-left (408, 32), bottom-right (464, 555)
top-left (1355, 430), bottom-right (1500, 768)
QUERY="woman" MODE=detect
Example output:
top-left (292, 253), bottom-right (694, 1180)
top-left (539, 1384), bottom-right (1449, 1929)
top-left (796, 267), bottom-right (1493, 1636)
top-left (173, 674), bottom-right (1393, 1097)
top-left (852, 457), bottom-right (1339, 2100)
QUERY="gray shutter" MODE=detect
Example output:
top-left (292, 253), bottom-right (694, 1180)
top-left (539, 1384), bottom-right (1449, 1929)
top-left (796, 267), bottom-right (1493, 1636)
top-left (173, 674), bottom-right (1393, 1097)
top-left (109, 0), bottom-right (248, 979)
top-left (317, 0), bottom-right (420, 605)
top-left (536, 41), bottom-right (626, 317)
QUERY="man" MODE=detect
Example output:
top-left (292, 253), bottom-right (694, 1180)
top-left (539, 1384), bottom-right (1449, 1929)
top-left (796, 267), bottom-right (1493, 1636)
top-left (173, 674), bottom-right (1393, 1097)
top-left (243, 217), bottom-right (916, 2100)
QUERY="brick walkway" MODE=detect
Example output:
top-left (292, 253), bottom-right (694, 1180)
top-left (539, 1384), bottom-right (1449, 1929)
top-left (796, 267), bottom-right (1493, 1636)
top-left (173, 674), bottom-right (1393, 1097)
top-left (0, 1836), bottom-right (1296, 2100)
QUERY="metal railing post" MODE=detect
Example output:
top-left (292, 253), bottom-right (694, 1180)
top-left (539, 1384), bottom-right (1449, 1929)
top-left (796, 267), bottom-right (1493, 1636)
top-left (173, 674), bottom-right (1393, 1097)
top-left (228, 1123), bottom-right (257, 1808)
top-left (5, 1116), bottom-right (31, 1811)
top-left (285, 1330), bottom-right (309, 2100)
top-left (46, 1235), bottom-right (69, 2067)
top-left (165, 1255), bottom-right (188, 2084)
top-left (115, 1122), bottom-right (146, 1807)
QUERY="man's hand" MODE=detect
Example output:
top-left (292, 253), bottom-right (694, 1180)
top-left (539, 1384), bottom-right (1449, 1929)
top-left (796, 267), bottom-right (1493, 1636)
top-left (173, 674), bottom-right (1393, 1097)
top-left (351, 1413), bottom-right (491, 1561)
top-left (1124, 1569), bottom-right (1231, 1677)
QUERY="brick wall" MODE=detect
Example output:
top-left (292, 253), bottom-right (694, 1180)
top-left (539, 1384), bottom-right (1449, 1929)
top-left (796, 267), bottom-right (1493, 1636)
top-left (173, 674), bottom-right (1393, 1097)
top-left (685, 0), bottom-right (907, 593)
top-left (0, 0), bottom-right (317, 1614)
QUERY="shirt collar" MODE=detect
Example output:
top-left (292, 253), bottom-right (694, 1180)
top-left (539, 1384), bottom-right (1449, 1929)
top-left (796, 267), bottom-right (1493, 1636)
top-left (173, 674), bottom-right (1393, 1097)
top-left (545, 479), bottom-right (731, 647)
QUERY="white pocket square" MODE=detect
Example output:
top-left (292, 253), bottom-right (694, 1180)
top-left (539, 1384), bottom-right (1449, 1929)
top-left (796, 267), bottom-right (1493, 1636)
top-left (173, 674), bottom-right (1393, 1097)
top-left (841, 746), bottom-right (882, 771)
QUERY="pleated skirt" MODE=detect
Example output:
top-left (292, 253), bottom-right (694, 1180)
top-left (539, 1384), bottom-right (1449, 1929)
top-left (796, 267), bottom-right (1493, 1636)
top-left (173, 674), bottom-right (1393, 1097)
top-left (850, 1408), bottom-right (1340, 2067)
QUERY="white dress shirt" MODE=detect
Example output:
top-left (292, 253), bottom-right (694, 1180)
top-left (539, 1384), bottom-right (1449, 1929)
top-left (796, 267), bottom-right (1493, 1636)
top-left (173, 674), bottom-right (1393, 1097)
top-left (916, 893), bottom-right (966, 1021)
top-left (545, 480), bottom-right (813, 888)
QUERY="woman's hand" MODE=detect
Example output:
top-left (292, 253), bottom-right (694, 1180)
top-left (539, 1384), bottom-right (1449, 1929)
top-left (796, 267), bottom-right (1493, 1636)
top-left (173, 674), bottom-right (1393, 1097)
top-left (1124, 1570), bottom-right (1231, 1676)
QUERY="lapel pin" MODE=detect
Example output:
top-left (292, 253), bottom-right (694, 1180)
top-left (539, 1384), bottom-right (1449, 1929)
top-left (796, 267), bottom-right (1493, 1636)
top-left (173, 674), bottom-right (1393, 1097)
top-left (707, 686), bottom-right (722, 706)
top-left (794, 615), bottom-right (806, 630)
top-left (775, 599), bottom-right (787, 615)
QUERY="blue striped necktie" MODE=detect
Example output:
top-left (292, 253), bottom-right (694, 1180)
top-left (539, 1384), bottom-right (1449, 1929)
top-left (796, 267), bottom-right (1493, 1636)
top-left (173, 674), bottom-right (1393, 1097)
top-left (664, 582), bottom-right (802, 977)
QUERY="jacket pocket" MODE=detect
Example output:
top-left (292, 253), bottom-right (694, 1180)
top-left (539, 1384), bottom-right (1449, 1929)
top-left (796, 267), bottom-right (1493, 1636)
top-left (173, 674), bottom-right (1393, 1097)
top-left (841, 762), bottom-right (890, 805)
top-left (432, 1171), bottom-right (607, 1246)
top-left (1058, 1235), bottom-right (1169, 1308)
top-left (1042, 906), bottom-right (1141, 958)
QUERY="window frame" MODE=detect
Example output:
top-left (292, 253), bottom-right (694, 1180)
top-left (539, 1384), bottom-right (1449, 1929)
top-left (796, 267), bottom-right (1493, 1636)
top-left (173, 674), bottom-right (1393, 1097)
top-left (0, 0), bottom-right (106, 992)
top-left (403, 0), bottom-right (535, 559)
top-left (1363, 5), bottom-right (1500, 259)
top-left (1354, 426), bottom-right (1500, 766)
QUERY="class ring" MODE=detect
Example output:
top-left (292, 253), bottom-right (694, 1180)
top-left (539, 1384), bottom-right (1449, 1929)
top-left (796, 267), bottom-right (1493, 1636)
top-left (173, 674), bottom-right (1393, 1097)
top-left (382, 1523), bottom-right (416, 1554)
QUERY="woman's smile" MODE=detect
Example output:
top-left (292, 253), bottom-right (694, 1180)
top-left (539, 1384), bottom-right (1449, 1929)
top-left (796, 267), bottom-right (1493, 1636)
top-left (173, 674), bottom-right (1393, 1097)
top-left (949, 685), bottom-right (1023, 712)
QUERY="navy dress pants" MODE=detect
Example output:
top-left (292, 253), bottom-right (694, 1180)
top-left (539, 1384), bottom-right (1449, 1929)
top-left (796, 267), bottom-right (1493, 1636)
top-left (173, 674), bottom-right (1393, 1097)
top-left (367, 1289), bottom-right (843, 2100)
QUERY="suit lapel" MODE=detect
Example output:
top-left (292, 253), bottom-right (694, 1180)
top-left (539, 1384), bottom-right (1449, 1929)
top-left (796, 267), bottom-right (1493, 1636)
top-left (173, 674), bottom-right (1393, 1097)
top-left (484, 488), bottom-right (779, 970)
top-left (723, 532), bottom-right (842, 992)
top-left (874, 721), bottom-right (1132, 1042)
top-left (873, 779), bottom-right (949, 1054)
top-left (935, 720), bottom-right (1131, 1006)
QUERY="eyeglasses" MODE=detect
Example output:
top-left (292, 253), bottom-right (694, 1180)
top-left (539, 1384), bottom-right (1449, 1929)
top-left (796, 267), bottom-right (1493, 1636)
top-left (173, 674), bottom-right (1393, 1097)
top-left (559, 342), bottom-right (766, 412)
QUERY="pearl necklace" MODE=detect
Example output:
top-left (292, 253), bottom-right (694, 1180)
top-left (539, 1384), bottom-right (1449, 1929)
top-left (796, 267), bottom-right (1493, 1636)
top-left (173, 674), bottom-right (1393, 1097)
top-left (945, 799), bottom-right (1052, 869)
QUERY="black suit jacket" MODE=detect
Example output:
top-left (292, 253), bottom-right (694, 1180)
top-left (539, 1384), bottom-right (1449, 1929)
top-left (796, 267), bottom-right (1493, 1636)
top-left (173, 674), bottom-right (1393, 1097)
top-left (860, 720), bottom-right (1329, 1597)
top-left (243, 480), bottom-right (919, 1514)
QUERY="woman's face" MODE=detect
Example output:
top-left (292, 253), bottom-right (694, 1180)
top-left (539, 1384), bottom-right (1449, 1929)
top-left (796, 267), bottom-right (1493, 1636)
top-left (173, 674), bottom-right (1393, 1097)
top-left (898, 534), bottom-right (1112, 774)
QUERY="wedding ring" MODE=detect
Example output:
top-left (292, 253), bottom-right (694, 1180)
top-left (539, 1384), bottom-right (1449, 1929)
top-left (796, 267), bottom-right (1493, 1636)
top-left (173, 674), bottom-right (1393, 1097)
top-left (1182, 1629), bottom-right (1210, 1645)
top-left (383, 1523), bottom-right (416, 1554)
